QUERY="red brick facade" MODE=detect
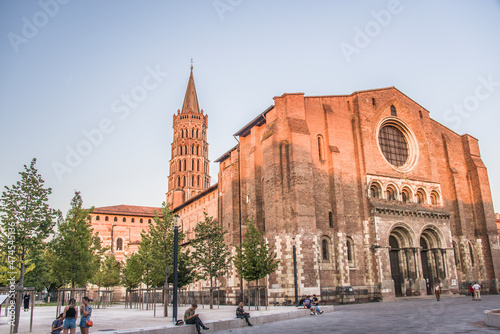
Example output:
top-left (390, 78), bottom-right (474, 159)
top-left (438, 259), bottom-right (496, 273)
top-left (91, 69), bottom-right (500, 303)
top-left (214, 87), bottom-right (500, 301)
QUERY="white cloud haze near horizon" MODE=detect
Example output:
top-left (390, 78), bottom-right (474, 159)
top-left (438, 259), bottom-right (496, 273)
top-left (1, 0), bottom-right (499, 216)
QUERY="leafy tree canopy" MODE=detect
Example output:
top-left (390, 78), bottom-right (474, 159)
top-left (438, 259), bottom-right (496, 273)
top-left (233, 219), bottom-right (280, 283)
top-left (50, 191), bottom-right (103, 288)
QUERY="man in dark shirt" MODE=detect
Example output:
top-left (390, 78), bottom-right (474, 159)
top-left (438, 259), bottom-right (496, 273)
top-left (184, 303), bottom-right (209, 334)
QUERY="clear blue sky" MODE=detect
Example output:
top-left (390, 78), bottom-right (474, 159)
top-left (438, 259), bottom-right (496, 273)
top-left (1, 0), bottom-right (499, 215)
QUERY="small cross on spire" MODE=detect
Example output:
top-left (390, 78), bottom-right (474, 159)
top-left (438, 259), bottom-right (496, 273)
top-left (190, 58), bottom-right (193, 71)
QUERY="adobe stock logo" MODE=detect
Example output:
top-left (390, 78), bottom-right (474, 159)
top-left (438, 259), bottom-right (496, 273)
top-left (443, 75), bottom-right (499, 130)
top-left (7, 0), bottom-right (71, 54)
top-left (339, 0), bottom-right (403, 64)
top-left (51, 65), bottom-right (168, 182)
top-left (212, 0), bottom-right (243, 21)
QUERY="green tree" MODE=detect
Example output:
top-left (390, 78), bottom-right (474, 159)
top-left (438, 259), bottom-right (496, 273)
top-left (93, 253), bottom-right (121, 290)
top-left (192, 212), bottom-right (231, 309)
top-left (136, 203), bottom-right (195, 316)
top-left (24, 248), bottom-right (52, 292)
top-left (50, 191), bottom-right (103, 289)
top-left (121, 253), bottom-right (143, 308)
top-left (233, 219), bottom-right (280, 307)
top-left (0, 158), bottom-right (59, 333)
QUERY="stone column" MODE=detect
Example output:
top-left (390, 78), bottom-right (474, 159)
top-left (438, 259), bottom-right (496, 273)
top-left (415, 248), bottom-right (427, 296)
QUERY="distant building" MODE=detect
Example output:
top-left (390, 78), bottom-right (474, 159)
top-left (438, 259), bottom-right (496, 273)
top-left (92, 66), bottom-right (500, 303)
top-left (90, 205), bottom-right (161, 262)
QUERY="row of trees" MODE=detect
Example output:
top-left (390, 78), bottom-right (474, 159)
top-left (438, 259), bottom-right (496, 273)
top-left (1, 159), bottom-right (280, 331)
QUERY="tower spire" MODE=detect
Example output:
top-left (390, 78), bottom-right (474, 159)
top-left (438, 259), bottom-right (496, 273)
top-left (181, 61), bottom-right (200, 114)
top-left (166, 65), bottom-right (211, 209)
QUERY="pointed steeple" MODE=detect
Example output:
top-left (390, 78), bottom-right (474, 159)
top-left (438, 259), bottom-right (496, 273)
top-left (181, 65), bottom-right (200, 114)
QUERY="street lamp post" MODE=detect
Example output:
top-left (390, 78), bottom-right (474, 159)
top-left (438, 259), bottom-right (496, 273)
top-left (293, 237), bottom-right (298, 306)
top-left (173, 215), bottom-right (180, 324)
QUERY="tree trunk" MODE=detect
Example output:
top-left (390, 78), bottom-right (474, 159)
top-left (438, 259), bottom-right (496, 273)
top-left (210, 276), bottom-right (214, 310)
top-left (13, 249), bottom-right (27, 333)
top-left (164, 274), bottom-right (169, 317)
top-left (255, 279), bottom-right (259, 310)
top-left (97, 285), bottom-right (101, 309)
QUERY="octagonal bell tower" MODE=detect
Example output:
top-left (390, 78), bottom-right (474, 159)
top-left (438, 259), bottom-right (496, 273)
top-left (166, 65), bottom-right (210, 208)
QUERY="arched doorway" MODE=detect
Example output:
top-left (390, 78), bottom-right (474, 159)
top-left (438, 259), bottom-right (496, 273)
top-left (389, 236), bottom-right (403, 297)
top-left (420, 227), bottom-right (446, 295)
top-left (389, 225), bottom-right (416, 297)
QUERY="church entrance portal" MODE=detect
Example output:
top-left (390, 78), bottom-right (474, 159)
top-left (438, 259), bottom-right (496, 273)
top-left (420, 228), bottom-right (446, 296)
top-left (389, 236), bottom-right (403, 297)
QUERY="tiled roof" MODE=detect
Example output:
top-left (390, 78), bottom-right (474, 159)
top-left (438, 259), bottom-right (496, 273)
top-left (91, 205), bottom-right (162, 217)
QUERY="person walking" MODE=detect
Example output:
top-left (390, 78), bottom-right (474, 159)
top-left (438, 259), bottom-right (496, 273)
top-left (23, 292), bottom-right (30, 312)
top-left (472, 282), bottom-right (481, 301)
top-left (79, 296), bottom-right (93, 333)
top-left (236, 302), bottom-right (253, 326)
top-left (469, 283), bottom-right (474, 301)
top-left (51, 313), bottom-right (64, 334)
top-left (184, 303), bottom-right (209, 334)
top-left (62, 298), bottom-right (78, 334)
top-left (434, 284), bottom-right (441, 301)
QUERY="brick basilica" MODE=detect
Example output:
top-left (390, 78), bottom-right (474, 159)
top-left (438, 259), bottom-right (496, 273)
top-left (91, 66), bottom-right (500, 303)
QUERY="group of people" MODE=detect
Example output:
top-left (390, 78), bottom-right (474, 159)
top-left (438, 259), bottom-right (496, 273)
top-left (51, 297), bottom-right (93, 334)
top-left (298, 294), bottom-right (324, 315)
top-left (183, 302), bottom-right (253, 334)
top-left (470, 282), bottom-right (482, 301)
top-left (435, 282), bottom-right (482, 302)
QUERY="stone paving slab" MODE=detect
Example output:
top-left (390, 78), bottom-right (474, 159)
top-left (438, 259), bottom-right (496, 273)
top-left (0, 303), bottom-right (333, 334)
top-left (215, 295), bottom-right (500, 334)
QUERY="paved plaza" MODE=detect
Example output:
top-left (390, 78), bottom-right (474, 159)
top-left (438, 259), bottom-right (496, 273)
top-left (1, 295), bottom-right (499, 333)
top-left (216, 295), bottom-right (500, 334)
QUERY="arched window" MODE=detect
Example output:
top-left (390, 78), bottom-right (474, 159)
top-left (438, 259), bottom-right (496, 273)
top-left (322, 239), bottom-right (329, 261)
top-left (140, 218), bottom-right (143, 224)
top-left (196, 146), bottom-right (200, 155)
top-left (401, 187), bottom-right (411, 203)
top-left (148, 219), bottom-right (151, 224)
top-left (114, 217), bottom-right (117, 222)
top-left (370, 183), bottom-right (381, 198)
top-left (346, 237), bottom-right (354, 265)
top-left (469, 242), bottom-right (475, 267)
top-left (386, 185), bottom-right (396, 201)
top-left (196, 129), bottom-right (199, 138)
top-left (317, 135), bottom-right (325, 161)
top-left (192, 175), bottom-right (195, 187)
top-left (391, 105), bottom-right (397, 116)
top-left (116, 238), bottom-right (123, 251)
top-left (197, 176), bottom-right (200, 187)
top-left (178, 160), bottom-right (182, 172)
top-left (183, 176), bottom-right (186, 187)
top-left (131, 218), bottom-right (135, 223)
top-left (96, 215), bottom-right (100, 221)
top-left (183, 159), bottom-right (186, 171)
top-left (184, 145), bottom-right (188, 155)
top-left (122, 217), bottom-right (126, 222)
top-left (192, 129), bottom-right (195, 137)
top-left (430, 191), bottom-right (440, 205)
top-left (328, 211), bottom-right (333, 228)
top-left (105, 216), bottom-right (109, 221)
top-left (453, 241), bottom-right (460, 266)
top-left (416, 189), bottom-right (426, 204)
top-left (177, 176), bottom-right (180, 187)
top-left (197, 160), bottom-right (200, 171)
